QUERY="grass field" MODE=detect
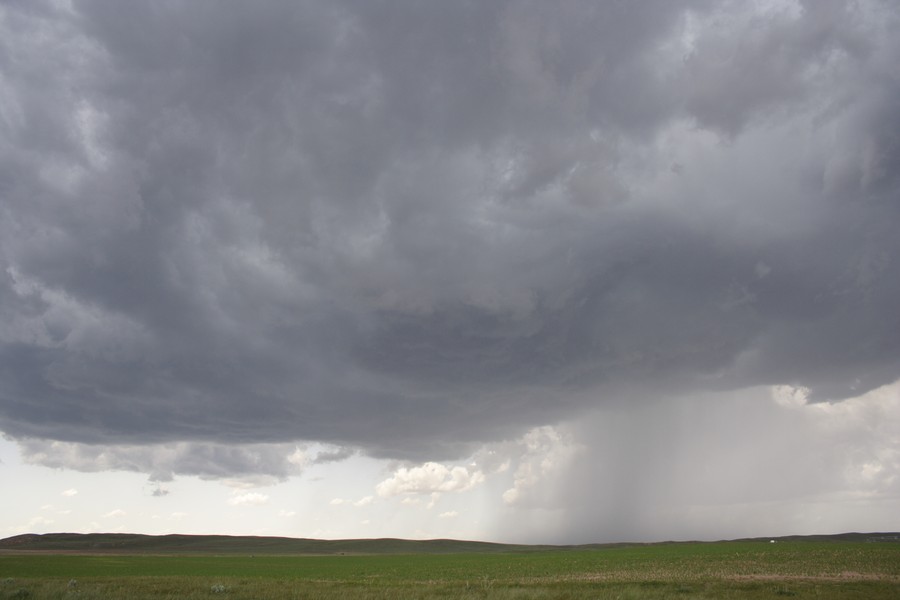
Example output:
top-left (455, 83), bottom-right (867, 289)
top-left (1, 536), bottom-right (898, 599)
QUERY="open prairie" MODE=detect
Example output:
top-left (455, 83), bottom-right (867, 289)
top-left (1, 534), bottom-right (898, 599)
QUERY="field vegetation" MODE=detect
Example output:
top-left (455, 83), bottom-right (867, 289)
top-left (1, 533), bottom-right (898, 599)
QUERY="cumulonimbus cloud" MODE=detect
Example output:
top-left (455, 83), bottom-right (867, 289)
top-left (0, 0), bottom-right (898, 480)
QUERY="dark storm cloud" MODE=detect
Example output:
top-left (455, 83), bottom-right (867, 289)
top-left (1, 0), bottom-right (899, 474)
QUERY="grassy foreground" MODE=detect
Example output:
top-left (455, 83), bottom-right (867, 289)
top-left (2, 539), bottom-right (899, 599)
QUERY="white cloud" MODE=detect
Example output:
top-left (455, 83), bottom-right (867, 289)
top-left (228, 492), bottom-right (269, 506)
top-left (771, 384), bottom-right (810, 408)
top-left (354, 496), bottom-right (374, 507)
top-left (329, 498), bottom-right (346, 505)
top-left (287, 446), bottom-right (308, 467)
top-left (278, 510), bottom-right (296, 517)
top-left (439, 511), bottom-right (458, 519)
top-left (103, 509), bottom-right (126, 518)
top-left (61, 488), bottom-right (78, 497)
top-left (376, 462), bottom-right (485, 497)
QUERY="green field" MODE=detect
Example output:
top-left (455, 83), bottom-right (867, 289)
top-left (1, 535), bottom-right (898, 599)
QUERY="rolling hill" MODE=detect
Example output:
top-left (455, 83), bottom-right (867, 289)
top-left (1, 532), bottom-right (897, 555)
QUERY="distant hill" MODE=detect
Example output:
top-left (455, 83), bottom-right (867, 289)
top-left (735, 532), bottom-right (900, 543)
top-left (0, 532), bottom-right (896, 555)
top-left (0, 533), bottom-right (550, 555)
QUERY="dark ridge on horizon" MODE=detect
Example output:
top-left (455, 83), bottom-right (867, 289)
top-left (0, 533), bottom-right (548, 555)
top-left (1, 532), bottom-right (897, 555)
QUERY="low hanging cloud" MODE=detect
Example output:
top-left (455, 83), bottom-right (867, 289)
top-left (17, 440), bottom-right (307, 484)
top-left (0, 0), bottom-right (898, 484)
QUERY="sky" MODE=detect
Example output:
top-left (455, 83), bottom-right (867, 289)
top-left (0, 0), bottom-right (898, 544)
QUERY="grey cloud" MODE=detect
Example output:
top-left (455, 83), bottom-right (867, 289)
top-left (313, 446), bottom-right (357, 464)
top-left (680, 0), bottom-right (872, 136)
top-left (15, 438), bottom-right (304, 484)
top-left (1, 0), bottom-right (899, 478)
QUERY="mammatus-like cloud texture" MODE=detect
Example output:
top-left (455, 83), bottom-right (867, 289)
top-left (1, 0), bottom-right (899, 479)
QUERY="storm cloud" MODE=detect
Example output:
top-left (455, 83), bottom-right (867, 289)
top-left (1, 0), bottom-right (899, 481)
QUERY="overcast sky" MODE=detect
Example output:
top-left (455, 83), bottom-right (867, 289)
top-left (1, 0), bottom-right (898, 544)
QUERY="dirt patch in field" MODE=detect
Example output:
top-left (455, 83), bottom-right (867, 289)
top-left (512, 571), bottom-right (900, 584)
top-left (727, 572), bottom-right (899, 583)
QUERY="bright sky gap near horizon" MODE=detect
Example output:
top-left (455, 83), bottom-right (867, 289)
top-left (1, 0), bottom-right (899, 544)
